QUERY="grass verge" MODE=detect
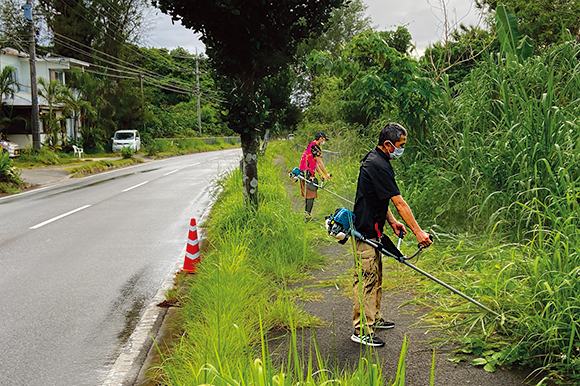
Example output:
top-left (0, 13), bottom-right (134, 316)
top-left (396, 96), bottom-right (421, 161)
top-left (149, 141), bottom-right (420, 385)
top-left (65, 157), bottom-right (144, 176)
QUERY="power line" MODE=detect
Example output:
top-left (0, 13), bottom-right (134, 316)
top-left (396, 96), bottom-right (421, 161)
top-left (84, 68), bottom-right (136, 80)
top-left (50, 0), bottom-right (201, 77)
top-left (37, 1), bottom-right (222, 99)
top-left (51, 35), bottom-right (226, 102)
top-left (52, 32), bottom-right (223, 98)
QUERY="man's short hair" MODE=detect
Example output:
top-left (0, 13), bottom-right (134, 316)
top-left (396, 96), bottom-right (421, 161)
top-left (378, 123), bottom-right (407, 146)
top-left (315, 132), bottom-right (328, 140)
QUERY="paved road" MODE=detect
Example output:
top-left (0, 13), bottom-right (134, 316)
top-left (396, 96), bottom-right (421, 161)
top-left (0, 149), bottom-right (241, 386)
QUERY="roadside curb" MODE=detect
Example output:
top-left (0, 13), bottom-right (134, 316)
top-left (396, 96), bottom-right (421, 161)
top-left (103, 190), bottom-right (216, 386)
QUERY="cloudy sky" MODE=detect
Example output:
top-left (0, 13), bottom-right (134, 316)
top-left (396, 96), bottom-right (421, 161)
top-left (143, 0), bottom-right (485, 56)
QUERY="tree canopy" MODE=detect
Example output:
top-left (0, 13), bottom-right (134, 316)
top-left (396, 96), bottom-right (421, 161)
top-left (476, 0), bottom-right (580, 47)
top-left (153, 0), bottom-right (347, 208)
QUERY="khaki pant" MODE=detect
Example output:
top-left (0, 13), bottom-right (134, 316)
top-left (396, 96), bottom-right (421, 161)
top-left (352, 239), bottom-right (383, 334)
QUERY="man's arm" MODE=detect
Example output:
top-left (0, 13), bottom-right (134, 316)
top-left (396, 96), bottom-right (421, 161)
top-left (390, 195), bottom-right (432, 247)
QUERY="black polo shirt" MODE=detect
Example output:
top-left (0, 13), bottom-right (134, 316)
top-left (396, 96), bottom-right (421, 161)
top-left (354, 147), bottom-right (401, 238)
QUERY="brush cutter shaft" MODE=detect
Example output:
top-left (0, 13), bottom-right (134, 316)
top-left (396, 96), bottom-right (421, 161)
top-left (354, 231), bottom-right (500, 317)
top-left (294, 171), bottom-right (354, 205)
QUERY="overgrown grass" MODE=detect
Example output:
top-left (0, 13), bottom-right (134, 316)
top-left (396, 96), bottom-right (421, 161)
top-left (153, 143), bottom-right (422, 385)
top-left (289, 42), bottom-right (580, 383)
top-left (65, 157), bottom-right (144, 176)
top-left (14, 148), bottom-right (90, 169)
top-left (144, 138), bottom-right (238, 158)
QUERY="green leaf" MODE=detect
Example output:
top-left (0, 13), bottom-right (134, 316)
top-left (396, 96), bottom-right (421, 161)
top-left (495, 4), bottom-right (520, 57)
top-left (516, 35), bottom-right (534, 59)
top-left (484, 363), bottom-right (496, 372)
top-left (471, 358), bottom-right (488, 366)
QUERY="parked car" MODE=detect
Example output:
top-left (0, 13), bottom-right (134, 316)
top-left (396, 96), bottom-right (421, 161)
top-left (1, 139), bottom-right (20, 158)
top-left (112, 130), bottom-right (141, 153)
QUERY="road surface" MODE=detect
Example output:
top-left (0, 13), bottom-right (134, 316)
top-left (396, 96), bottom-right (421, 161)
top-left (0, 149), bottom-right (241, 386)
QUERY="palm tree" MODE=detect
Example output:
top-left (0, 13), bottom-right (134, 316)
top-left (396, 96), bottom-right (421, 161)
top-left (61, 88), bottom-right (89, 143)
top-left (38, 77), bottom-right (67, 146)
top-left (69, 70), bottom-right (108, 149)
top-left (0, 65), bottom-right (19, 106)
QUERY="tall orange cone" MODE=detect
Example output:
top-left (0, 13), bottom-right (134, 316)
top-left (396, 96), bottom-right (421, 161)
top-left (182, 218), bottom-right (200, 274)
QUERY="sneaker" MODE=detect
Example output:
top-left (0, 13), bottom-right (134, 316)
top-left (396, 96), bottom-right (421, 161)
top-left (304, 212), bottom-right (313, 222)
top-left (350, 332), bottom-right (385, 347)
top-left (374, 318), bottom-right (395, 330)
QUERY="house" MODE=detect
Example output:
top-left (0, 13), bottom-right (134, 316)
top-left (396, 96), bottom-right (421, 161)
top-left (0, 47), bottom-right (90, 149)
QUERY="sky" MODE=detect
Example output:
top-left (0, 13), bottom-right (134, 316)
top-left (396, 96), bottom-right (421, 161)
top-left (143, 0), bottom-right (486, 57)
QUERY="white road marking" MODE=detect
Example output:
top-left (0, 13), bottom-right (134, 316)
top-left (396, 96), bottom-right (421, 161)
top-left (163, 169), bottom-right (180, 176)
top-left (122, 181), bottom-right (149, 192)
top-left (30, 205), bottom-right (92, 229)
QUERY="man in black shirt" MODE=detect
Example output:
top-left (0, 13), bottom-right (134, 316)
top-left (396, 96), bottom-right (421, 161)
top-left (351, 122), bottom-right (432, 347)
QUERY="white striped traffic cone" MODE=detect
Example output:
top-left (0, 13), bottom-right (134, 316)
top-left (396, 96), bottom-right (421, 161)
top-left (182, 218), bottom-right (200, 274)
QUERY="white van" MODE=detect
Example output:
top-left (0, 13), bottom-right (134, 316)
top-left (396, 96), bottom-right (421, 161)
top-left (112, 130), bottom-right (141, 153)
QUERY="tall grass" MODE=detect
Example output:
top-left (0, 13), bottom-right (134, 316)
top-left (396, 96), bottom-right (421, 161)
top-left (156, 144), bottom-right (420, 385)
top-left (290, 43), bottom-right (580, 381)
top-left (389, 42), bottom-right (580, 381)
top-left (146, 138), bottom-right (237, 157)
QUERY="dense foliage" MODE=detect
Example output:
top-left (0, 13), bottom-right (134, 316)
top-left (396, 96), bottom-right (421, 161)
top-left (297, 5), bottom-right (580, 381)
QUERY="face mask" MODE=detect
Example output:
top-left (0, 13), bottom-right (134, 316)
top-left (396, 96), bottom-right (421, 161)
top-left (387, 141), bottom-right (404, 160)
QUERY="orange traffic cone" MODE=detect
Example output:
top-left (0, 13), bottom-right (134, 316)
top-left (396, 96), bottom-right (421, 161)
top-left (182, 218), bottom-right (200, 274)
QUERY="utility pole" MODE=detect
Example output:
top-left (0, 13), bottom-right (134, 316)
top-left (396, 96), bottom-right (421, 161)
top-left (196, 48), bottom-right (201, 135)
top-left (24, 0), bottom-right (41, 151)
top-left (139, 72), bottom-right (145, 131)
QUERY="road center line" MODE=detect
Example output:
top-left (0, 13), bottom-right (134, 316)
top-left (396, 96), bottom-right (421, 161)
top-left (122, 181), bottom-right (149, 192)
top-left (163, 169), bottom-right (180, 176)
top-left (30, 205), bottom-right (92, 230)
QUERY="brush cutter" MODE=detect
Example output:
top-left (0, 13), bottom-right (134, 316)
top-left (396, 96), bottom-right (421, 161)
top-left (325, 207), bottom-right (500, 317)
top-left (289, 167), bottom-right (353, 204)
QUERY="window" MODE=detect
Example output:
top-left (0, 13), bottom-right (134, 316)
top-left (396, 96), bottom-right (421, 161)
top-left (49, 69), bottom-right (64, 83)
top-left (6, 68), bottom-right (18, 93)
top-left (8, 68), bottom-right (17, 83)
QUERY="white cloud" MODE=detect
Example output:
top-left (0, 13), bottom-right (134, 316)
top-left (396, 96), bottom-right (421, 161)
top-left (143, 7), bottom-right (204, 55)
top-left (363, 0), bottom-right (486, 55)
top-left (145, 1), bottom-right (486, 57)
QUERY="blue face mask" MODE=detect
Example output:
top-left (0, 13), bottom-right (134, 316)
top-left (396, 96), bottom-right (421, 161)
top-left (387, 142), bottom-right (404, 160)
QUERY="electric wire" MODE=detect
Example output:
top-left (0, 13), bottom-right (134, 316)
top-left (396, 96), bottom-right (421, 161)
top-left (52, 33), bottom-right (224, 100)
top-left (6, 3), bottom-right (225, 102)
top-left (35, 1), bottom-right (218, 97)
top-left (52, 35), bottom-right (224, 100)
top-left (51, 35), bottom-right (221, 99)
top-left (48, 0), bottom-right (204, 78)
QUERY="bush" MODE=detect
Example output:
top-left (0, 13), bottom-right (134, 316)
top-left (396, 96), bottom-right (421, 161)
top-left (121, 146), bottom-right (135, 159)
top-left (0, 152), bottom-right (21, 184)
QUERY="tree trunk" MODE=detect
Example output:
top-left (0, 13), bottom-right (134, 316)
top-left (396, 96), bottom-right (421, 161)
top-left (240, 130), bottom-right (260, 211)
top-left (73, 114), bottom-right (78, 142)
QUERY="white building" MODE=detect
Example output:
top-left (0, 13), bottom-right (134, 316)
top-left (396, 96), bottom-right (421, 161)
top-left (0, 47), bottom-right (90, 148)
